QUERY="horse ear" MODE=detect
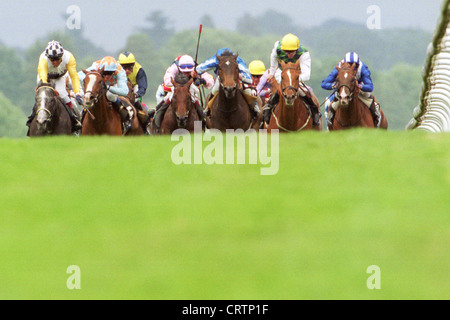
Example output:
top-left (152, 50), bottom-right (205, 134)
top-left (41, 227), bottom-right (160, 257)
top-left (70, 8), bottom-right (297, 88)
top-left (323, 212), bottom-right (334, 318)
top-left (100, 66), bottom-right (105, 74)
top-left (335, 64), bottom-right (341, 72)
top-left (187, 77), bottom-right (194, 87)
top-left (171, 77), bottom-right (176, 86)
top-left (82, 69), bottom-right (88, 74)
top-left (280, 60), bottom-right (286, 69)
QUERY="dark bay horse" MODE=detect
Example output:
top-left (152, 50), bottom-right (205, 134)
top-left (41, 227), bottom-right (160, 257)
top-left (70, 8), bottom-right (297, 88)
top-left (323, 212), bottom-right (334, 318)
top-left (330, 62), bottom-right (388, 130)
top-left (28, 82), bottom-right (72, 136)
top-left (150, 74), bottom-right (199, 134)
top-left (267, 60), bottom-right (319, 133)
top-left (208, 52), bottom-right (258, 131)
top-left (81, 70), bottom-right (143, 135)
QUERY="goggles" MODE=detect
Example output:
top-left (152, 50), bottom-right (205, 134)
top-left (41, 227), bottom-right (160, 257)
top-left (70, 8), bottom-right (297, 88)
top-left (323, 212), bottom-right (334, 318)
top-left (179, 64), bottom-right (194, 70)
top-left (49, 56), bottom-right (62, 62)
top-left (103, 71), bottom-right (115, 76)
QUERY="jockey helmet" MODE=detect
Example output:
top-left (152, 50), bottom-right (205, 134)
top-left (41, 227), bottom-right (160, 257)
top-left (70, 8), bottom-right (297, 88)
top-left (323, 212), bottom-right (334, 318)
top-left (249, 60), bottom-right (265, 76)
top-left (118, 51), bottom-right (136, 65)
top-left (45, 40), bottom-right (64, 60)
top-left (281, 34), bottom-right (300, 51)
top-left (343, 52), bottom-right (360, 65)
top-left (178, 55), bottom-right (195, 72)
top-left (100, 56), bottom-right (119, 73)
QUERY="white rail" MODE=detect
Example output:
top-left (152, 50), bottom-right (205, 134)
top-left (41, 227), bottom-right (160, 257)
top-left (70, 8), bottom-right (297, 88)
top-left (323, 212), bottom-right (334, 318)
top-left (406, 0), bottom-right (450, 132)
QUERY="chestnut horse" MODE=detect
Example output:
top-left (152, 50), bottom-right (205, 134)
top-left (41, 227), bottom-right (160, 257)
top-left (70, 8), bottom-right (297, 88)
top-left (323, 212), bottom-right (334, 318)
top-left (208, 52), bottom-right (258, 131)
top-left (330, 62), bottom-right (388, 130)
top-left (150, 74), bottom-right (199, 134)
top-left (81, 70), bottom-right (143, 135)
top-left (28, 82), bottom-right (72, 136)
top-left (267, 60), bottom-right (320, 132)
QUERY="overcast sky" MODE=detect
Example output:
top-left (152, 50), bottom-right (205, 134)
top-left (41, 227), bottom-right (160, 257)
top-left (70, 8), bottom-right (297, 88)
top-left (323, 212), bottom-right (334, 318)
top-left (0, 0), bottom-right (444, 51)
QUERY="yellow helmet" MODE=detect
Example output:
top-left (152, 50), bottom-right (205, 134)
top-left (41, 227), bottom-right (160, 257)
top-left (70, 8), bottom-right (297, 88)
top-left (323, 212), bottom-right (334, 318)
top-left (281, 33), bottom-right (300, 51)
top-left (118, 51), bottom-right (136, 65)
top-left (248, 60), bottom-right (266, 75)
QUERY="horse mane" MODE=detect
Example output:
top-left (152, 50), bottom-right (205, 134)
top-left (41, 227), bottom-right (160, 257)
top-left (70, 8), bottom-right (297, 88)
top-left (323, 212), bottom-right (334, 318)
top-left (36, 80), bottom-right (55, 89)
top-left (219, 50), bottom-right (234, 57)
top-left (174, 73), bottom-right (190, 85)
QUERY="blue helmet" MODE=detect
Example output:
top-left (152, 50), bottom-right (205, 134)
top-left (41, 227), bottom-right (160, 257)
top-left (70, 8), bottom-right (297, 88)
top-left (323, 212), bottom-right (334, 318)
top-left (343, 52), bottom-right (360, 65)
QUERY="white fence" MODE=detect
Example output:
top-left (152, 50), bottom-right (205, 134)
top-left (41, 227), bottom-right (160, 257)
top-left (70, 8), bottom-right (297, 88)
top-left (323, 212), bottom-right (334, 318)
top-left (406, 0), bottom-right (450, 132)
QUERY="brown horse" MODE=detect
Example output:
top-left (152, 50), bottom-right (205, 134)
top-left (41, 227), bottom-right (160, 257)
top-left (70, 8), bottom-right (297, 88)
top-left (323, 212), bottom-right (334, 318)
top-left (150, 74), bottom-right (199, 134)
top-left (81, 70), bottom-right (143, 135)
top-left (28, 82), bottom-right (72, 136)
top-left (208, 52), bottom-right (258, 131)
top-left (267, 60), bottom-right (319, 132)
top-left (330, 62), bottom-right (388, 130)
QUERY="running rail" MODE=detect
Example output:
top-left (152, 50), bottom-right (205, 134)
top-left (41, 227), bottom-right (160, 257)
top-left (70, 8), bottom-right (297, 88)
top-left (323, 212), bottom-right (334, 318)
top-left (406, 0), bottom-right (450, 132)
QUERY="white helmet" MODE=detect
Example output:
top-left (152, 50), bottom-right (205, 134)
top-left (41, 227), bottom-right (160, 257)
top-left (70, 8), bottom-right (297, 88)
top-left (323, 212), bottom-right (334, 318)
top-left (45, 40), bottom-right (64, 60)
top-left (178, 55), bottom-right (195, 72)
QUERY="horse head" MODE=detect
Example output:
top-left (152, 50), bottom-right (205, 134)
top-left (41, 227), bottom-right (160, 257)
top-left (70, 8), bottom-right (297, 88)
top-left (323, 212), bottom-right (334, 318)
top-left (280, 60), bottom-right (301, 106)
top-left (216, 51), bottom-right (239, 99)
top-left (35, 82), bottom-right (59, 133)
top-left (171, 74), bottom-right (194, 128)
top-left (335, 62), bottom-right (359, 108)
top-left (83, 69), bottom-right (106, 108)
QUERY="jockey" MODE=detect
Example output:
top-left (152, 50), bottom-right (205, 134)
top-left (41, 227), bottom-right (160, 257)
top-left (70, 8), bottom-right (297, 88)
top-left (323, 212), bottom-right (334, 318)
top-left (79, 56), bottom-right (132, 131)
top-left (27, 40), bottom-right (83, 132)
top-left (153, 54), bottom-right (214, 132)
top-left (118, 51), bottom-right (148, 111)
top-left (249, 60), bottom-right (271, 102)
top-left (196, 48), bottom-right (260, 118)
top-left (262, 34), bottom-right (321, 127)
top-left (321, 52), bottom-right (381, 127)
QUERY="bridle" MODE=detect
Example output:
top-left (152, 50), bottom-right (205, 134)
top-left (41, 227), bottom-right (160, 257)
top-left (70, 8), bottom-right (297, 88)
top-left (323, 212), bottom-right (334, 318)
top-left (335, 67), bottom-right (363, 127)
top-left (172, 82), bottom-right (194, 125)
top-left (84, 71), bottom-right (106, 106)
top-left (280, 66), bottom-right (300, 101)
top-left (335, 67), bottom-right (359, 100)
top-left (35, 85), bottom-right (57, 121)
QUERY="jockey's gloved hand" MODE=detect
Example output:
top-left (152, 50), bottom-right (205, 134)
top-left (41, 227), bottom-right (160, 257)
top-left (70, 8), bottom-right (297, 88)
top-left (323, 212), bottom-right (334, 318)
top-left (194, 78), bottom-right (206, 87)
top-left (76, 95), bottom-right (84, 105)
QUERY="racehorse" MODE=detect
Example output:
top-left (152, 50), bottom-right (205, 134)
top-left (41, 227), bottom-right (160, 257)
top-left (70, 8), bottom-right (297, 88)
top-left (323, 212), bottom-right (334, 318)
top-left (28, 82), bottom-right (72, 136)
top-left (330, 62), bottom-right (388, 130)
top-left (81, 70), bottom-right (143, 135)
top-left (150, 74), bottom-right (199, 134)
top-left (208, 51), bottom-right (259, 131)
top-left (267, 60), bottom-right (319, 132)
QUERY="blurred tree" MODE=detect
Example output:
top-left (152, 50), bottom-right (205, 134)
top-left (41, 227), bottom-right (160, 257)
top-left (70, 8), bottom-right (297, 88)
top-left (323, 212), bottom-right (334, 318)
top-left (141, 11), bottom-right (175, 46)
top-left (200, 15), bottom-right (215, 29)
top-left (0, 91), bottom-right (27, 137)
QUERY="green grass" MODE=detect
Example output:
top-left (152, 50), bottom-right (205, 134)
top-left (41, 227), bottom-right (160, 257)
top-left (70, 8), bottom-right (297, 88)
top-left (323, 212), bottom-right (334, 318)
top-left (0, 130), bottom-right (448, 299)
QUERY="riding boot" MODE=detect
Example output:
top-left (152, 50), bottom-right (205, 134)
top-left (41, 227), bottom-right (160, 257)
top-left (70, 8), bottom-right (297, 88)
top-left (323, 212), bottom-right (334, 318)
top-left (249, 100), bottom-right (260, 119)
top-left (262, 92), bottom-right (279, 124)
top-left (134, 100), bottom-right (144, 111)
top-left (327, 108), bottom-right (336, 128)
top-left (193, 99), bottom-right (205, 122)
top-left (112, 99), bottom-right (132, 132)
top-left (153, 99), bottom-right (170, 131)
top-left (308, 104), bottom-right (321, 127)
top-left (369, 99), bottom-right (382, 128)
top-left (66, 102), bottom-right (82, 132)
top-left (26, 104), bottom-right (37, 128)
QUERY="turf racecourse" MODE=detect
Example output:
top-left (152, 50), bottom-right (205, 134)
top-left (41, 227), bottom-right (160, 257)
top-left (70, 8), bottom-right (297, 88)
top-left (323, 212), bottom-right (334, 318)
top-left (0, 129), bottom-right (448, 300)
